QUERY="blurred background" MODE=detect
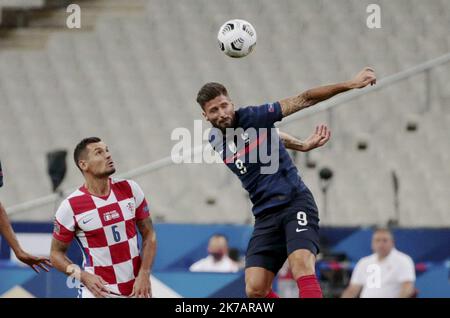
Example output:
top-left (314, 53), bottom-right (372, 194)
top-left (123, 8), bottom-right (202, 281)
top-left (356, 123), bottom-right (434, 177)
top-left (0, 0), bottom-right (449, 297)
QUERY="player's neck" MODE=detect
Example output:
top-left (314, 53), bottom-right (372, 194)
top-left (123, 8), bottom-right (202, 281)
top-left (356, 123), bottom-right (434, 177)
top-left (84, 176), bottom-right (110, 197)
top-left (377, 250), bottom-right (392, 261)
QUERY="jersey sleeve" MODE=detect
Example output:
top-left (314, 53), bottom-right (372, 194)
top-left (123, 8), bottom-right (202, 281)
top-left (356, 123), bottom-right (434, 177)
top-left (243, 102), bottom-right (283, 128)
top-left (129, 180), bottom-right (150, 220)
top-left (53, 199), bottom-right (75, 243)
top-left (189, 258), bottom-right (206, 272)
top-left (350, 259), bottom-right (366, 286)
top-left (397, 256), bottom-right (416, 282)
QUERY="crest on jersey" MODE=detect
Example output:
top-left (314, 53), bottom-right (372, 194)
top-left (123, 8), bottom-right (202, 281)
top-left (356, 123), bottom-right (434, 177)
top-left (126, 202), bottom-right (135, 213)
top-left (228, 141), bottom-right (237, 154)
top-left (104, 210), bottom-right (120, 222)
top-left (241, 133), bottom-right (250, 145)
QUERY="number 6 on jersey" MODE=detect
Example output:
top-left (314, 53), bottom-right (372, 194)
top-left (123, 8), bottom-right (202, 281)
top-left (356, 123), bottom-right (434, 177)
top-left (111, 225), bottom-right (121, 242)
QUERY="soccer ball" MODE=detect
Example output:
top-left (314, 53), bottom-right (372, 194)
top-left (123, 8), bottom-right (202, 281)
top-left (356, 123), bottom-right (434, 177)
top-left (217, 19), bottom-right (257, 58)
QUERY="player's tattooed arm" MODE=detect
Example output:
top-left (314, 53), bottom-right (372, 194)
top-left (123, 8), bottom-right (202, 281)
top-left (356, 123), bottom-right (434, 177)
top-left (279, 67), bottom-right (376, 117)
top-left (0, 202), bottom-right (51, 273)
top-left (279, 124), bottom-right (330, 152)
top-left (278, 130), bottom-right (308, 151)
top-left (133, 217), bottom-right (157, 298)
top-left (50, 238), bottom-right (109, 297)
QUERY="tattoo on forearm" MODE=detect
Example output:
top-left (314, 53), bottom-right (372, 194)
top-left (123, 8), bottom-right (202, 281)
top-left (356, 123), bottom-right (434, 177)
top-left (280, 82), bottom-right (353, 118)
top-left (283, 139), bottom-right (304, 150)
top-left (280, 93), bottom-right (312, 117)
top-left (279, 132), bottom-right (305, 151)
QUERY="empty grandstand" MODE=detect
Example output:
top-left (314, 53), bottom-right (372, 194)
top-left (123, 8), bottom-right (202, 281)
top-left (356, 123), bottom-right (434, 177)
top-left (1, 0), bottom-right (449, 227)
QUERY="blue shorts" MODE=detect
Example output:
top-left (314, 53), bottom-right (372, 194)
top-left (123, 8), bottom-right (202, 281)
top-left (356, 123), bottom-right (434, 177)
top-left (245, 187), bottom-right (320, 274)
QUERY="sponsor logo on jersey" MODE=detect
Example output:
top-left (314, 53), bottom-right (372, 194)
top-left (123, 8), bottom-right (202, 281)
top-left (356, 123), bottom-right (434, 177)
top-left (82, 218), bottom-right (94, 224)
top-left (104, 210), bottom-right (120, 222)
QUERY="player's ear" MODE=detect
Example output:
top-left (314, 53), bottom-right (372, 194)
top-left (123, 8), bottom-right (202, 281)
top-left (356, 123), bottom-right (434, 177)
top-left (78, 160), bottom-right (88, 172)
top-left (202, 110), bottom-right (210, 122)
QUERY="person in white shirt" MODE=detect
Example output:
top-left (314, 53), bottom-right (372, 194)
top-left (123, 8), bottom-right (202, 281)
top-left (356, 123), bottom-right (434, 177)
top-left (341, 228), bottom-right (416, 298)
top-left (189, 234), bottom-right (240, 273)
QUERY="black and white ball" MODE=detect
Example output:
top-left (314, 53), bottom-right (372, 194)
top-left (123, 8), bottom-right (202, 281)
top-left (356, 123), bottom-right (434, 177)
top-left (217, 19), bottom-right (257, 58)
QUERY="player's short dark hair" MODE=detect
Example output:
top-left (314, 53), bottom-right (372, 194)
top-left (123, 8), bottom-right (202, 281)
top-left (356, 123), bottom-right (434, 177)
top-left (210, 233), bottom-right (229, 242)
top-left (373, 226), bottom-right (394, 238)
top-left (196, 82), bottom-right (229, 109)
top-left (73, 137), bottom-right (101, 171)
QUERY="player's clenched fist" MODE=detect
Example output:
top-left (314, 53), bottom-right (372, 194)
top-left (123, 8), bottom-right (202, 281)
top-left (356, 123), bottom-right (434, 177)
top-left (349, 67), bottom-right (377, 89)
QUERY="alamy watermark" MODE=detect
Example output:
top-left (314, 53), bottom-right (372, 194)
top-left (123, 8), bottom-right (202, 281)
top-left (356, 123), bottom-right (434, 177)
top-left (66, 264), bottom-right (82, 289)
top-left (66, 4), bottom-right (81, 29)
top-left (170, 120), bottom-right (280, 175)
top-left (367, 4), bottom-right (382, 29)
top-left (64, 3), bottom-right (382, 32)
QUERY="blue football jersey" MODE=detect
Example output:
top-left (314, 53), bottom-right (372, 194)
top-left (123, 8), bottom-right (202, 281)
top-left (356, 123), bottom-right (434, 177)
top-left (209, 102), bottom-right (306, 216)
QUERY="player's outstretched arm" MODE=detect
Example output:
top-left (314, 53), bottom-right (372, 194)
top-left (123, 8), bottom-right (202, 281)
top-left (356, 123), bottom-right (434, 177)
top-left (0, 202), bottom-right (52, 273)
top-left (50, 238), bottom-right (109, 298)
top-left (279, 67), bottom-right (377, 117)
top-left (279, 124), bottom-right (330, 152)
top-left (132, 216), bottom-right (157, 298)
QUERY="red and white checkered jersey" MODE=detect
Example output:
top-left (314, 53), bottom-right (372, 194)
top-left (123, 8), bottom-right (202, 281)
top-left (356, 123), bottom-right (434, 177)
top-left (53, 178), bottom-right (150, 296)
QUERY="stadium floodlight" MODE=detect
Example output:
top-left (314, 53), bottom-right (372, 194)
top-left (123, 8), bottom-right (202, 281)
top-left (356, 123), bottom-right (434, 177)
top-left (406, 114), bottom-right (419, 132)
top-left (46, 150), bottom-right (67, 193)
top-left (319, 167), bottom-right (333, 183)
top-left (319, 167), bottom-right (334, 218)
top-left (389, 170), bottom-right (400, 227)
top-left (0, 160), bottom-right (3, 188)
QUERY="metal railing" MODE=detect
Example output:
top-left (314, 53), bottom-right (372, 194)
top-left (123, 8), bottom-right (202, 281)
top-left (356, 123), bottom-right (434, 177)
top-left (6, 52), bottom-right (450, 216)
